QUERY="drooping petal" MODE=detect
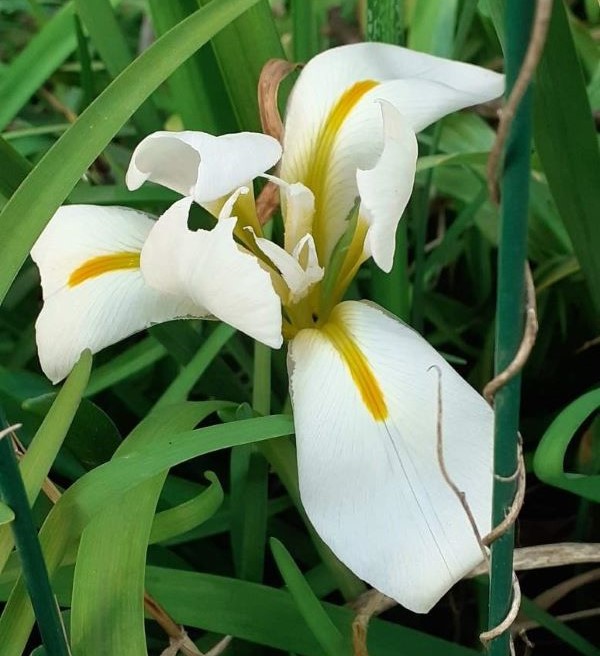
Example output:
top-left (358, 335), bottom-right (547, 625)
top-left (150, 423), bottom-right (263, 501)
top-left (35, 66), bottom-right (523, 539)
top-left (356, 101), bottom-right (418, 272)
top-left (252, 231), bottom-right (324, 303)
top-left (126, 131), bottom-right (282, 204)
top-left (280, 43), bottom-right (503, 263)
top-left (141, 197), bottom-right (283, 349)
top-left (288, 300), bottom-right (493, 613)
top-left (31, 205), bottom-right (202, 383)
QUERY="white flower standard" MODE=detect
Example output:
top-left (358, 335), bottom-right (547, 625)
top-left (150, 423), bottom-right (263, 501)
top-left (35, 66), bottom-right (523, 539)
top-left (31, 44), bottom-right (504, 613)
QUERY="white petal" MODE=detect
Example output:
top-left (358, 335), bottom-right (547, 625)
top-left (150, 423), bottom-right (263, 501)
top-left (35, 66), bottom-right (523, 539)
top-left (126, 131), bottom-right (282, 204)
top-left (288, 300), bottom-right (493, 613)
top-left (141, 198), bottom-right (283, 349)
top-left (357, 102), bottom-right (418, 272)
top-left (281, 43), bottom-right (503, 263)
top-left (252, 232), bottom-right (323, 303)
top-left (31, 205), bottom-right (201, 383)
top-left (263, 174), bottom-right (315, 253)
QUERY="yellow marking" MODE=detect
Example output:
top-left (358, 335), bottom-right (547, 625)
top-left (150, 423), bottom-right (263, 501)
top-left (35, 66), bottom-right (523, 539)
top-left (305, 80), bottom-right (379, 259)
top-left (68, 252), bottom-right (140, 287)
top-left (321, 313), bottom-right (388, 422)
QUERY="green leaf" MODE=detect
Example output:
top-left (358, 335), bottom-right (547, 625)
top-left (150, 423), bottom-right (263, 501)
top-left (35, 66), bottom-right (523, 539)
top-left (197, 0), bottom-right (287, 131)
top-left (0, 352), bottom-right (91, 573)
top-left (74, 0), bottom-right (162, 134)
top-left (145, 566), bottom-right (478, 656)
top-left (408, 0), bottom-right (458, 57)
top-left (0, 3), bottom-right (77, 131)
top-left (149, 471), bottom-right (224, 544)
top-left (0, 504), bottom-right (14, 527)
top-left (148, 0), bottom-right (234, 132)
top-left (23, 394), bottom-right (121, 470)
top-left (270, 538), bottom-right (348, 656)
top-left (533, 1), bottom-right (600, 314)
top-left (70, 401), bottom-right (230, 656)
top-left (0, 413), bottom-right (293, 654)
top-left (533, 388), bottom-right (600, 503)
top-left (84, 337), bottom-right (168, 397)
top-left (0, 0), bottom-right (264, 307)
top-left (0, 137), bottom-right (32, 199)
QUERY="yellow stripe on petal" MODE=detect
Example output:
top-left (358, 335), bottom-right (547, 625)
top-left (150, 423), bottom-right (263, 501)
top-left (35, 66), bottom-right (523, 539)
top-left (68, 252), bottom-right (141, 287)
top-left (305, 79), bottom-right (379, 257)
top-left (321, 312), bottom-right (388, 421)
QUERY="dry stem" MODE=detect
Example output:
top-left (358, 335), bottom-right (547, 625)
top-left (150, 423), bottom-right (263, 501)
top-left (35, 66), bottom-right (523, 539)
top-left (484, 263), bottom-right (538, 404)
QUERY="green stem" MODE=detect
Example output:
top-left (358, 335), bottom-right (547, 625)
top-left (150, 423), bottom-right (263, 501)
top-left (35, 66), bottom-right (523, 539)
top-left (0, 426), bottom-right (70, 656)
top-left (487, 2), bottom-right (534, 654)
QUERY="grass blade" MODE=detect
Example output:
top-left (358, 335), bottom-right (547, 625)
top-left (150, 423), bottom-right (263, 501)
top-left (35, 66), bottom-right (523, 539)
top-left (0, 3), bottom-right (77, 131)
top-left (74, 0), bottom-right (162, 134)
top-left (197, 0), bottom-right (286, 131)
top-left (533, 0), bottom-right (600, 314)
top-left (148, 0), bottom-right (235, 133)
top-left (271, 538), bottom-right (348, 656)
top-left (0, 425), bottom-right (70, 656)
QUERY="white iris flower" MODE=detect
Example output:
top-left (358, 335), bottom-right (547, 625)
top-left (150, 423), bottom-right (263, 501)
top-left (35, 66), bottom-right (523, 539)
top-left (31, 43), bottom-right (504, 613)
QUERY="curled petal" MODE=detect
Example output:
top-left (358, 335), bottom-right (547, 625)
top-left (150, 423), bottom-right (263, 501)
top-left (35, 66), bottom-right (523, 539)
top-left (252, 231), bottom-right (324, 303)
top-left (288, 300), bottom-right (493, 612)
top-left (31, 205), bottom-right (201, 383)
top-left (141, 198), bottom-right (283, 349)
top-left (126, 131), bottom-right (282, 204)
top-left (281, 43), bottom-right (503, 263)
top-left (357, 101), bottom-right (418, 272)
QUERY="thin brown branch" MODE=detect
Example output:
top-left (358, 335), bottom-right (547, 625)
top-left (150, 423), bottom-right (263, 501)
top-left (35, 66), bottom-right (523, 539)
top-left (256, 181), bottom-right (281, 226)
top-left (533, 567), bottom-right (600, 611)
top-left (484, 263), bottom-right (538, 404)
top-left (430, 364), bottom-right (488, 560)
top-left (515, 607), bottom-right (600, 634)
top-left (469, 544), bottom-right (600, 577)
top-left (38, 88), bottom-right (78, 124)
top-left (351, 590), bottom-right (396, 656)
top-left (480, 573), bottom-right (522, 646)
top-left (258, 58), bottom-right (299, 142)
top-left (483, 440), bottom-right (526, 546)
top-left (487, 0), bottom-right (553, 204)
top-left (0, 424), bottom-right (22, 441)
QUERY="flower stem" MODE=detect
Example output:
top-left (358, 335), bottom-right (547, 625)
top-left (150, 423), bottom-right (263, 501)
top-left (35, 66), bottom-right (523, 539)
top-left (0, 424), bottom-right (70, 656)
top-left (487, 1), bottom-right (535, 653)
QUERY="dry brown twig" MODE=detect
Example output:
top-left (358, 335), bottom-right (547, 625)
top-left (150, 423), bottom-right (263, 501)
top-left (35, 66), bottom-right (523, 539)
top-left (533, 567), bottom-right (600, 611)
top-left (255, 59), bottom-right (301, 226)
top-left (484, 263), bottom-right (538, 404)
top-left (469, 543), bottom-right (600, 577)
top-left (257, 58), bottom-right (299, 142)
top-left (486, 0), bottom-right (553, 204)
top-left (0, 424), bottom-right (22, 441)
